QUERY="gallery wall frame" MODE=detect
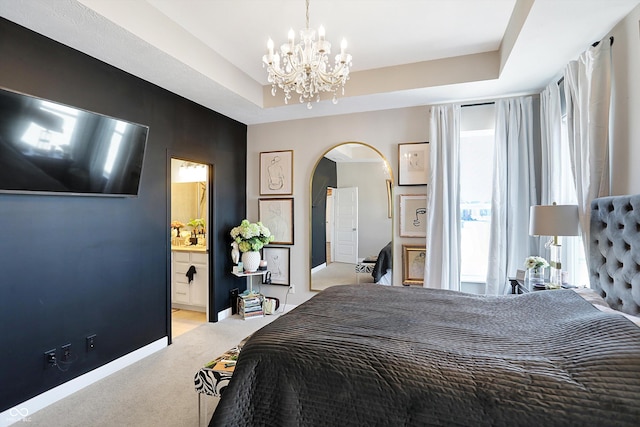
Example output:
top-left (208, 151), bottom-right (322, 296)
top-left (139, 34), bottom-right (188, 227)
top-left (261, 246), bottom-right (290, 286)
top-left (398, 142), bottom-right (429, 186)
top-left (399, 194), bottom-right (427, 237)
top-left (258, 197), bottom-right (294, 245)
top-left (260, 150), bottom-right (293, 195)
top-left (402, 244), bottom-right (426, 285)
top-left (386, 179), bottom-right (393, 218)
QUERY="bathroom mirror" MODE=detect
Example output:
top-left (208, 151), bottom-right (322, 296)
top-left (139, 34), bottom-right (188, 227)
top-left (310, 142), bottom-right (393, 291)
top-left (170, 159), bottom-right (208, 247)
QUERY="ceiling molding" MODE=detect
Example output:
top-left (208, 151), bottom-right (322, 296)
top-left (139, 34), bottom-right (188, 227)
top-left (2, 0), bottom-right (639, 125)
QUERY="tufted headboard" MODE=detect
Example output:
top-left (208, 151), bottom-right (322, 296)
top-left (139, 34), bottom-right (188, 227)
top-left (590, 194), bottom-right (640, 315)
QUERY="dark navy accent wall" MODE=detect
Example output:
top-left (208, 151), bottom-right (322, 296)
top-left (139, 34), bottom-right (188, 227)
top-left (311, 157), bottom-right (337, 268)
top-left (0, 17), bottom-right (246, 411)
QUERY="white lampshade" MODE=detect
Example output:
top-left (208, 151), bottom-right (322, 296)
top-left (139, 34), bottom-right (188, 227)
top-left (529, 204), bottom-right (579, 237)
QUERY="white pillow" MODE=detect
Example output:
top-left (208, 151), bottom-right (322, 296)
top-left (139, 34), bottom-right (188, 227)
top-left (571, 287), bottom-right (610, 307)
top-left (572, 287), bottom-right (640, 327)
top-left (593, 304), bottom-right (640, 327)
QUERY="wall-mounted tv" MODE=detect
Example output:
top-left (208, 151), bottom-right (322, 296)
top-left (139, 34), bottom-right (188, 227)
top-left (0, 87), bottom-right (149, 197)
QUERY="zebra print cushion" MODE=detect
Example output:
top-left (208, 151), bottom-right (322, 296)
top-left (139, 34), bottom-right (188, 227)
top-left (194, 368), bottom-right (233, 397)
top-left (194, 334), bottom-right (252, 397)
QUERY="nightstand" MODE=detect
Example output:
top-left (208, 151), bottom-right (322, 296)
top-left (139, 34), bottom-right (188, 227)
top-left (509, 277), bottom-right (575, 294)
top-left (509, 277), bottom-right (537, 294)
top-left (232, 270), bottom-right (268, 319)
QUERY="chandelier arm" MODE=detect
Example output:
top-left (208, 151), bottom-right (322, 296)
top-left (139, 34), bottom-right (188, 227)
top-left (268, 61), bottom-right (305, 83)
top-left (269, 73), bottom-right (305, 90)
top-left (315, 67), bottom-right (349, 83)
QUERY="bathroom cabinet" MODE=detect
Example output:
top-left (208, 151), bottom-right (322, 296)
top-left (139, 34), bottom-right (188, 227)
top-left (171, 249), bottom-right (208, 311)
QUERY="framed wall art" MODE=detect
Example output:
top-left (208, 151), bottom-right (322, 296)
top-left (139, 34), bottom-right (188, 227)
top-left (259, 198), bottom-right (294, 245)
top-left (260, 150), bottom-right (293, 195)
top-left (399, 194), bottom-right (427, 237)
top-left (386, 179), bottom-right (393, 218)
top-left (402, 244), bottom-right (426, 285)
top-left (398, 142), bottom-right (429, 186)
top-left (262, 246), bottom-right (290, 286)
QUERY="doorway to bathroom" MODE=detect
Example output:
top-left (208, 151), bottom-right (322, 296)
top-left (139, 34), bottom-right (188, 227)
top-left (169, 157), bottom-right (209, 338)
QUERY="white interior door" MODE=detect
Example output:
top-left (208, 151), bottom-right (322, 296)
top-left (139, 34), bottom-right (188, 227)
top-left (333, 187), bottom-right (358, 263)
top-left (326, 188), bottom-right (334, 263)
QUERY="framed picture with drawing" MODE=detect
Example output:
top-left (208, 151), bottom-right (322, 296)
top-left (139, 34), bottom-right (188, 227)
top-left (398, 142), bottom-right (429, 186)
top-left (399, 194), bottom-right (427, 237)
top-left (402, 244), bottom-right (426, 285)
top-left (386, 179), bottom-right (393, 218)
top-left (260, 150), bottom-right (293, 195)
top-left (261, 246), bottom-right (290, 286)
top-left (258, 198), bottom-right (294, 245)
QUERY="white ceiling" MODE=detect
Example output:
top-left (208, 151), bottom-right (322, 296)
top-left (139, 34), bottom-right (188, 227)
top-left (1, 0), bottom-right (639, 125)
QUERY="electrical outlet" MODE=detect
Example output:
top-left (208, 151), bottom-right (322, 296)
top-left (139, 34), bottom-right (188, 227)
top-left (61, 344), bottom-right (71, 362)
top-left (289, 284), bottom-right (295, 294)
top-left (44, 349), bottom-right (56, 368)
top-left (86, 334), bottom-right (96, 352)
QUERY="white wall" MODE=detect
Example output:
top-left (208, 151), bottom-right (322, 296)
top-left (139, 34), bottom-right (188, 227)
top-left (337, 161), bottom-right (391, 259)
top-left (246, 3), bottom-right (640, 305)
top-left (248, 107), bottom-right (428, 305)
top-left (609, 3), bottom-right (640, 195)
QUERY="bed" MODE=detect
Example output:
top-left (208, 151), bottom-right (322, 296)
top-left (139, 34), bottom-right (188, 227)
top-left (210, 194), bottom-right (640, 426)
top-left (372, 241), bottom-right (392, 284)
top-left (356, 241), bottom-right (393, 284)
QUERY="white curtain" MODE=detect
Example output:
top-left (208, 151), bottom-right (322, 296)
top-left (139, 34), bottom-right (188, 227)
top-left (540, 83), bottom-right (563, 205)
top-left (425, 104), bottom-right (461, 291)
top-left (485, 97), bottom-right (536, 295)
top-left (540, 81), bottom-right (584, 285)
top-left (564, 40), bottom-right (612, 258)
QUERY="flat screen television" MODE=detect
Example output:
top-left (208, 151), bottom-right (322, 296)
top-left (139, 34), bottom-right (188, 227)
top-left (0, 87), bottom-right (149, 197)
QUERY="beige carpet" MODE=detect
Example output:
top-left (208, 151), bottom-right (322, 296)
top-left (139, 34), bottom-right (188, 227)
top-left (25, 311), bottom-right (290, 427)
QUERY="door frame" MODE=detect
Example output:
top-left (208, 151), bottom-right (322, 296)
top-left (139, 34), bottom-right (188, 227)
top-left (166, 151), bottom-right (215, 344)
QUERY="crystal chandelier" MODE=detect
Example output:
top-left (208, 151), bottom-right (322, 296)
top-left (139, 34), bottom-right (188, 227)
top-left (262, 0), bottom-right (352, 109)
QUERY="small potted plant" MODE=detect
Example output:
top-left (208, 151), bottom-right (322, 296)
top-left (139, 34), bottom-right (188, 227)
top-left (170, 220), bottom-right (185, 245)
top-left (170, 220), bottom-right (185, 234)
top-left (188, 218), bottom-right (206, 235)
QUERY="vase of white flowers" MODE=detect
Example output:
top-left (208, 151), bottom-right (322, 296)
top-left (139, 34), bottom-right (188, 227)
top-left (524, 256), bottom-right (549, 286)
top-left (230, 220), bottom-right (274, 272)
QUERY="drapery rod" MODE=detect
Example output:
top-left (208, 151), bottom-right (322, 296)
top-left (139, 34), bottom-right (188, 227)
top-left (556, 37), bottom-right (614, 86)
top-left (592, 36), bottom-right (614, 47)
top-left (461, 101), bottom-right (495, 108)
top-left (464, 38), bottom-right (613, 104)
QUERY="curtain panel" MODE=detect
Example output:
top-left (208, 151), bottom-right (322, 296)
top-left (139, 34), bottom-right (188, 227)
top-left (485, 97), bottom-right (537, 295)
top-left (540, 81), bottom-right (585, 285)
top-left (425, 104), bottom-right (461, 291)
top-left (564, 40), bottom-right (612, 259)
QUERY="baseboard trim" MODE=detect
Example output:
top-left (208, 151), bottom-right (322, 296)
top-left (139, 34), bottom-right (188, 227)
top-left (311, 263), bottom-right (326, 274)
top-left (217, 307), bottom-right (232, 321)
top-left (172, 303), bottom-right (206, 313)
top-left (0, 337), bottom-right (168, 427)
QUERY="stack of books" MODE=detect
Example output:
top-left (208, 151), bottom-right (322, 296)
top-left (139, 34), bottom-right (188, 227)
top-left (239, 293), bottom-right (264, 319)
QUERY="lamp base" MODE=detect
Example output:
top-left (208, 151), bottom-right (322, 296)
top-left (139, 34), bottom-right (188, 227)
top-left (549, 242), bottom-right (563, 287)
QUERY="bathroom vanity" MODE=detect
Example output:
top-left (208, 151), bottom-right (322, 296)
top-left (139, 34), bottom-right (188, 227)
top-left (171, 246), bottom-right (208, 312)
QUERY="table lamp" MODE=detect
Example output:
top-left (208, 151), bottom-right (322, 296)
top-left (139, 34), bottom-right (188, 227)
top-left (529, 203), bottom-right (579, 287)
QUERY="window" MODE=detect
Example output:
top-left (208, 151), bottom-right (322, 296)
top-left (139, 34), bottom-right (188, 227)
top-left (459, 128), bottom-right (495, 283)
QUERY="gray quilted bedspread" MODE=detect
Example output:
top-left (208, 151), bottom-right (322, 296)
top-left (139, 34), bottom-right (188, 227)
top-left (210, 285), bottom-right (640, 426)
